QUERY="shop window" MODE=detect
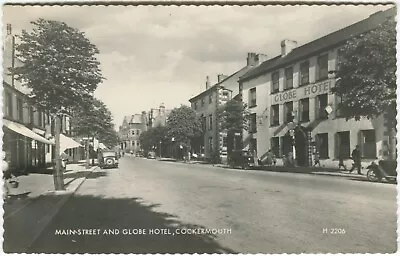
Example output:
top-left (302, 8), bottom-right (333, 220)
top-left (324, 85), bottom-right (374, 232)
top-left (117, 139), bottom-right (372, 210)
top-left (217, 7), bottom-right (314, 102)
top-left (299, 61), bottom-right (310, 86)
top-left (316, 94), bottom-right (328, 119)
top-left (361, 130), bottom-right (376, 158)
top-left (17, 98), bottom-right (23, 121)
top-left (208, 114), bottom-right (212, 130)
top-left (4, 91), bottom-right (13, 118)
top-left (271, 71), bottom-right (280, 93)
top-left (316, 133), bottom-right (329, 159)
top-left (317, 54), bottom-right (328, 81)
top-left (249, 113), bottom-right (257, 133)
top-left (284, 101), bottom-right (293, 123)
top-left (271, 137), bottom-right (280, 157)
top-left (284, 67), bottom-right (293, 90)
top-left (299, 98), bottom-right (310, 122)
top-left (336, 131), bottom-right (350, 159)
top-left (270, 104), bottom-right (280, 126)
top-left (249, 88), bottom-right (257, 107)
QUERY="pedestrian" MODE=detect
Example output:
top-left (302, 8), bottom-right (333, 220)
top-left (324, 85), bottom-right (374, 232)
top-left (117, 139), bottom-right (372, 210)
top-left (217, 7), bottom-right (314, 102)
top-left (313, 151), bottom-right (321, 167)
top-left (338, 154), bottom-right (347, 171)
top-left (349, 145), bottom-right (362, 174)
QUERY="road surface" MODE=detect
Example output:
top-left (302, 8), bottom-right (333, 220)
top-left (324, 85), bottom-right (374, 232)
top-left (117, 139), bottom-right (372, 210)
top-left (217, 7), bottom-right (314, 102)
top-left (29, 156), bottom-right (397, 253)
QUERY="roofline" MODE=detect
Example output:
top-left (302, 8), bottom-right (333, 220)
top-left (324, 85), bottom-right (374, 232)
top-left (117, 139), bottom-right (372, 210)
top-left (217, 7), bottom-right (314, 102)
top-left (239, 7), bottom-right (396, 82)
top-left (189, 66), bottom-right (250, 102)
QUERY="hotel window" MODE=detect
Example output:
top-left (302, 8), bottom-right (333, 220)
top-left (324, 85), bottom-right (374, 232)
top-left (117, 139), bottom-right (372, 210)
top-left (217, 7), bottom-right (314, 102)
top-left (270, 104), bottom-right (280, 126)
top-left (317, 54), bottom-right (329, 81)
top-left (249, 113), bottom-right (257, 133)
top-left (284, 67), bottom-right (293, 90)
top-left (361, 130), bottom-right (376, 159)
top-left (194, 102), bottom-right (197, 110)
top-left (284, 101), bottom-right (293, 123)
top-left (249, 88), bottom-right (257, 107)
top-left (208, 114), bottom-right (212, 130)
top-left (16, 98), bottom-right (23, 121)
top-left (316, 133), bottom-right (329, 159)
top-left (131, 130), bottom-right (135, 136)
top-left (209, 94), bottom-right (213, 104)
top-left (137, 129), bottom-right (140, 135)
top-left (201, 98), bottom-right (205, 107)
top-left (201, 116), bottom-right (206, 131)
top-left (4, 91), bottom-right (13, 118)
top-left (271, 137), bottom-right (280, 157)
top-left (271, 71), bottom-right (280, 93)
top-left (316, 94), bottom-right (328, 119)
top-left (299, 61), bottom-right (309, 86)
top-left (335, 95), bottom-right (344, 118)
top-left (299, 98), bottom-right (310, 122)
top-left (336, 131), bottom-right (350, 159)
top-left (137, 142), bottom-right (140, 148)
top-left (208, 137), bottom-right (213, 152)
top-left (38, 110), bottom-right (43, 127)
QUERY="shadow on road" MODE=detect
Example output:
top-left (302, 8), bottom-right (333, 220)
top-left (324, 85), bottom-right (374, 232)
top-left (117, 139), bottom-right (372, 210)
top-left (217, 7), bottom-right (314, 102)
top-left (25, 194), bottom-right (236, 254)
top-left (64, 171), bottom-right (108, 187)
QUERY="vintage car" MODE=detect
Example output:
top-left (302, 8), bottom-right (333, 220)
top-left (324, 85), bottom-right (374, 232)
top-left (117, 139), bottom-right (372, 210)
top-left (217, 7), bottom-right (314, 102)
top-left (147, 151), bottom-right (156, 159)
top-left (228, 150), bottom-right (256, 169)
top-left (99, 150), bottom-right (119, 169)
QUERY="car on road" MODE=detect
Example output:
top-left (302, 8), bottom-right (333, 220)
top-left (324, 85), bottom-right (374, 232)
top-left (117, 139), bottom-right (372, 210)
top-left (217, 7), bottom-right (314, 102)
top-left (228, 150), bottom-right (256, 169)
top-left (147, 151), bottom-right (156, 159)
top-left (99, 150), bottom-right (119, 169)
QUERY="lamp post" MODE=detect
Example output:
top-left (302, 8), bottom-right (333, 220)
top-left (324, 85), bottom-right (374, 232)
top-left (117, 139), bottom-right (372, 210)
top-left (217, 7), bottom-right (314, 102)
top-left (159, 140), bottom-right (162, 158)
top-left (171, 137), bottom-right (175, 159)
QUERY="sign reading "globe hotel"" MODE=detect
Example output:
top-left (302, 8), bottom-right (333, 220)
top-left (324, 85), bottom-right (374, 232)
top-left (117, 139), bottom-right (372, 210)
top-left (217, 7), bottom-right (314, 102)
top-left (271, 79), bottom-right (334, 105)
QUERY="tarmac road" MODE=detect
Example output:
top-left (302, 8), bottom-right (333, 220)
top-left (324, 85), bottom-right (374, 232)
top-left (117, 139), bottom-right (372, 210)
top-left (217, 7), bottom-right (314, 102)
top-left (29, 156), bottom-right (397, 253)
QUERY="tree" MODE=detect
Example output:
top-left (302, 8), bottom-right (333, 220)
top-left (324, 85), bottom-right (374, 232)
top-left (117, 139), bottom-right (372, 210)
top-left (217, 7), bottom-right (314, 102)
top-left (218, 99), bottom-right (251, 156)
top-left (13, 19), bottom-right (104, 190)
top-left (71, 97), bottom-right (114, 168)
top-left (332, 19), bottom-right (396, 159)
top-left (166, 105), bottom-right (202, 159)
top-left (139, 126), bottom-right (168, 155)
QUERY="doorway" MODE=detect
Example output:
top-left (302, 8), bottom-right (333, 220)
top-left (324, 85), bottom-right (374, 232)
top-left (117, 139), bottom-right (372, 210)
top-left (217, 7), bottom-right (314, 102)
top-left (294, 127), bottom-right (308, 166)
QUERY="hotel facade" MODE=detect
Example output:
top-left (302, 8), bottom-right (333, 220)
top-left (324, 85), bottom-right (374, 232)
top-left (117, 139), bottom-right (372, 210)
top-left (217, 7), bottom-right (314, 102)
top-left (239, 8), bottom-right (395, 168)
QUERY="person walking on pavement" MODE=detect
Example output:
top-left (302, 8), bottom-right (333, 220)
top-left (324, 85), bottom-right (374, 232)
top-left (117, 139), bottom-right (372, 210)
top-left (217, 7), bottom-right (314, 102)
top-left (349, 145), bottom-right (362, 174)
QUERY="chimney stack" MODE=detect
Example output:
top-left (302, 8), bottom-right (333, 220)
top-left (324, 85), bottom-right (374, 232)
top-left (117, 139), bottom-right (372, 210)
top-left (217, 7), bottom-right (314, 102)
top-left (281, 39), bottom-right (297, 57)
top-left (217, 74), bottom-right (228, 83)
top-left (6, 24), bottom-right (11, 35)
top-left (246, 52), bottom-right (258, 66)
top-left (206, 76), bottom-right (210, 89)
top-left (256, 54), bottom-right (268, 64)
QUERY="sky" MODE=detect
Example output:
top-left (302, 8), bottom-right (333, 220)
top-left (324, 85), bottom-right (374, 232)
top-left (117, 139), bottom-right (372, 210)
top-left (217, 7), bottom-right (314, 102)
top-left (2, 3), bottom-right (394, 128)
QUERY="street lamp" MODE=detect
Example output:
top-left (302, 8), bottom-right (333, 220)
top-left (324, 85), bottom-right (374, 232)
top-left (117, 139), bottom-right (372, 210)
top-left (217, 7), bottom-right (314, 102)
top-left (159, 140), bottom-right (162, 158)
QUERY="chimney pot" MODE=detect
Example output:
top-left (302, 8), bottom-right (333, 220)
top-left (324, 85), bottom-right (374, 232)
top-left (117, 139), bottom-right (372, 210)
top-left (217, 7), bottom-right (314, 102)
top-left (206, 76), bottom-right (210, 89)
top-left (217, 74), bottom-right (228, 83)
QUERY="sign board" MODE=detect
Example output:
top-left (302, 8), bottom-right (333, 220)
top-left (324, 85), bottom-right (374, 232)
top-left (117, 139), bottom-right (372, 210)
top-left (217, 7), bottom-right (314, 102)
top-left (271, 79), bottom-right (334, 105)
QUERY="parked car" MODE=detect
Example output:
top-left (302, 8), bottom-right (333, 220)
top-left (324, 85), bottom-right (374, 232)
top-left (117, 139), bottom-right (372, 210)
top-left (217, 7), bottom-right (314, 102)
top-left (228, 150), bottom-right (255, 169)
top-left (147, 151), bottom-right (156, 159)
top-left (99, 150), bottom-right (119, 169)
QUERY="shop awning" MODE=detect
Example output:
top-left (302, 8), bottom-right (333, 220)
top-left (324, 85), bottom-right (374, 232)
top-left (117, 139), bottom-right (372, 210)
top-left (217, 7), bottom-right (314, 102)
top-left (50, 134), bottom-right (83, 152)
top-left (3, 119), bottom-right (54, 145)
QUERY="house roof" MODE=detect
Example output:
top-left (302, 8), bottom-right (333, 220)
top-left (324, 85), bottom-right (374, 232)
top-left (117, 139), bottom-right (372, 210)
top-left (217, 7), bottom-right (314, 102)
top-left (239, 7), bottom-right (396, 82)
top-left (130, 114), bottom-right (143, 124)
top-left (189, 65), bottom-right (255, 102)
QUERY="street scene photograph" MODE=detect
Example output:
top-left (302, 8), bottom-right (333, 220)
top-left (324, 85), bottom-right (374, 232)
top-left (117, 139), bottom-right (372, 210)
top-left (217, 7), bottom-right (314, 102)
top-left (1, 2), bottom-right (398, 254)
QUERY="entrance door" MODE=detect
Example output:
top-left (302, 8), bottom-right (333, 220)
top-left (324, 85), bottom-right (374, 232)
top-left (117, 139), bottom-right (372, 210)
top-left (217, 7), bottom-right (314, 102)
top-left (294, 128), bottom-right (308, 166)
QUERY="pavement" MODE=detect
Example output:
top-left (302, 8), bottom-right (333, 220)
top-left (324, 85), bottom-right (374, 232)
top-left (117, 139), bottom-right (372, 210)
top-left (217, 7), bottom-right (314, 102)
top-left (27, 156), bottom-right (397, 254)
top-left (158, 157), bottom-right (372, 180)
top-left (3, 162), bottom-right (98, 253)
